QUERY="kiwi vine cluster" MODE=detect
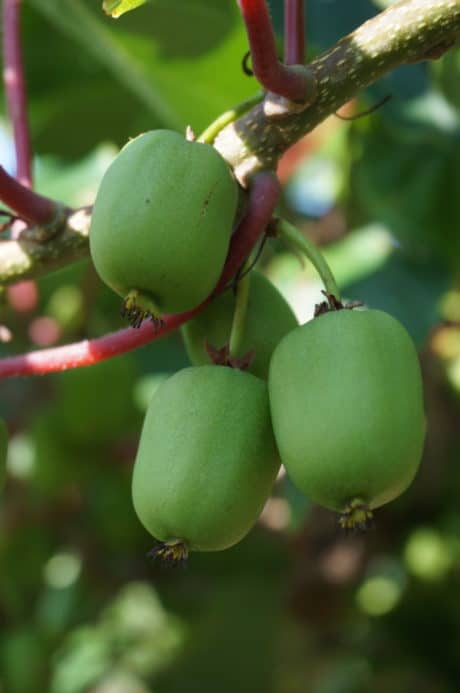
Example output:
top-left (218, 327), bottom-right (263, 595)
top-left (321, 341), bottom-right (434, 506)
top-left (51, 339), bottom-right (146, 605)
top-left (87, 129), bottom-right (426, 562)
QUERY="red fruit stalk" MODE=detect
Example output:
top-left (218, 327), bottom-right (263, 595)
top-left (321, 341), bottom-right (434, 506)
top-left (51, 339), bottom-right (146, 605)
top-left (238, 0), bottom-right (310, 101)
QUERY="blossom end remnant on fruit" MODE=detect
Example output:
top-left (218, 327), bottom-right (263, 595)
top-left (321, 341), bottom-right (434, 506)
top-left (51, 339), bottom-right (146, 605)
top-left (338, 498), bottom-right (375, 532)
top-left (121, 290), bottom-right (164, 330)
top-left (147, 540), bottom-right (189, 565)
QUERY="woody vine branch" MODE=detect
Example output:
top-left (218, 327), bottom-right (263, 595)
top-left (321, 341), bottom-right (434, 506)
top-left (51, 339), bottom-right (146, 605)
top-left (0, 0), bottom-right (459, 286)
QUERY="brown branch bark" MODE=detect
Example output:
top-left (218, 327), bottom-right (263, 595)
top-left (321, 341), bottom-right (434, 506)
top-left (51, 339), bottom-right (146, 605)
top-left (215, 0), bottom-right (460, 184)
top-left (0, 207), bottom-right (90, 285)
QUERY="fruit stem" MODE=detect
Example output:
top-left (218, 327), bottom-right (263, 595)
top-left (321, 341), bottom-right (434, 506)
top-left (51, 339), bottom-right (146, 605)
top-left (198, 94), bottom-right (263, 145)
top-left (215, 171), bottom-right (280, 291)
top-left (276, 218), bottom-right (340, 300)
top-left (229, 270), bottom-right (251, 359)
top-left (0, 165), bottom-right (58, 226)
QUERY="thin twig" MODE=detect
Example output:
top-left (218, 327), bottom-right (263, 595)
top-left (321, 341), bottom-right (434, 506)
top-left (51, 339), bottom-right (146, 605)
top-left (237, 0), bottom-right (312, 101)
top-left (0, 166), bottom-right (59, 225)
top-left (2, 0), bottom-right (32, 188)
top-left (198, 94), bottom-right (263, 144)
top-left (335, 94), bottom-right (392, 120)
top-left (284, 0), bottom-right (305, 65)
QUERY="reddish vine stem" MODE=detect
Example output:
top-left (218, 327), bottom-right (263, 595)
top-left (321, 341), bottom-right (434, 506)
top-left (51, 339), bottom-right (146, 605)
top-left (284, 0), bottom-right (305, 66)
top-left (1, 2), bottom-right (58, 226)
top-left (215, 171), bottom-right (280, 291)
top-left (237, 0), bottom-right (310, 101)
top-left (0, 171), bottom-right (280, 378)
top-left (0, 166), bottom-right (58, 225)
top-left (2, 0), bottom-right (32, 188)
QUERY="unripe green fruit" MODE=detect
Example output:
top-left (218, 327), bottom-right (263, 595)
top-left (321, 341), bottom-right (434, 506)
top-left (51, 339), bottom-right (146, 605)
top-left (0, 418), bottom-right (8, 488)
top-left (89, 130), bottom-right (238, 323)
top-left (181, 272), bottom-right (298, 379)
top-left (132, 366), bottom-right (280, 555)
top-left (269, 309), bottom-right (425, 527)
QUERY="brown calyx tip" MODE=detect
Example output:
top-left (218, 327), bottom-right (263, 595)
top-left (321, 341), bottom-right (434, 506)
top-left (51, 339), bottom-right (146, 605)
top-left (147, 540), bottom-right (189, 566)
top-left (204, 341), bottom-right (256, 371)
top-left (121, 290), bottom-right (164, 329)
top-left (314, 290), bottom-right (364, 318)
top-left (338, 498), bottom-right (375, 533)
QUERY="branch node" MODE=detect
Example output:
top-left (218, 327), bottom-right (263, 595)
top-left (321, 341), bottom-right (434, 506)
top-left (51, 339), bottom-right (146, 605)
top-left (263, 67), bottom-right (317, 120)
top-left (20, 203), bottom-right (71, 243)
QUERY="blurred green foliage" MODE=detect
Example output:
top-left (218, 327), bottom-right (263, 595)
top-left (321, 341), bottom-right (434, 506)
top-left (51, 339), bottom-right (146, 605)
top-left (1, 1), bottom-right (460, 691)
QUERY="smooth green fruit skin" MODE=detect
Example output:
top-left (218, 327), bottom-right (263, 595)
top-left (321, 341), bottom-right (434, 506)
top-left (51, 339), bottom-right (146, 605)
top-left (181, 271), bottom-right (298, 379)
top-left (132, 366), bottom-right (280, 552)
top-left (0, 418), bottom-right (8, 488)
top-left (268, 309), bottom-right (426, 512)
top-left (89, 130), bottom-right (238, 314)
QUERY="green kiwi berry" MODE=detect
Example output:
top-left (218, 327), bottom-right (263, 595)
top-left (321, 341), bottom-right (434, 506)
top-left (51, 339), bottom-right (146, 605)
top-left (181, 271), bottom-right (298, 379)
top-left (268, 308), bottom-right (426, 529)
top-left (89, 130), bottom-right (238, 325)
top-left (132, 365), bottom-right (280, 559)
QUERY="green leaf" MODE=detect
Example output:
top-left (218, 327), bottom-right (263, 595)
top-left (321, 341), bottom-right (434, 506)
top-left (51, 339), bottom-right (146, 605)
top-left (348, 90), bottom-right (460, 269)
top-left (432, 46), bottom-right (460, 114)
top-left (28, 0), bottom-right (254, 137)
top-left (29, 0), bottom-right (182, 128)
top-left (103, 0), bottom-right (149, 18)
top-left (36, 145), bottom-right (117, 208)
top-left (343, 252), bottom-right (450, 346)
